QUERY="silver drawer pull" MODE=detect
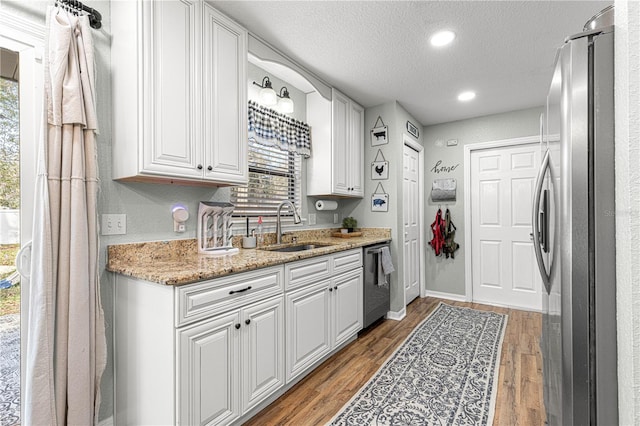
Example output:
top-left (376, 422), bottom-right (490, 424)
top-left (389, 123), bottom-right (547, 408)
top-left (229, 286), bottom-right (252, 295)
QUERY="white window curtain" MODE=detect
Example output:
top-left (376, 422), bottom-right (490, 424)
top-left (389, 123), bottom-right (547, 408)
top-left (233, 102), bottom-right (311, 219)
top-left (23, 7), bottom-right (106, 425)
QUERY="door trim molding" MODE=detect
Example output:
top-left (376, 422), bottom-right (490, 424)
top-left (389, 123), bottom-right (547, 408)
top-left (403, 137), bottom-right (425, 304)
top-left (463, 135), bottom-right (540, 301)
top-left (0, 12), bottom-right (45, 424)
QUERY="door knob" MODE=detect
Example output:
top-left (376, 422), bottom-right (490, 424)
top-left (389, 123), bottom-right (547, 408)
top-left (197, 164), bottom-right (203, 170)
top-left (235, 323), bottom-right (241, 329)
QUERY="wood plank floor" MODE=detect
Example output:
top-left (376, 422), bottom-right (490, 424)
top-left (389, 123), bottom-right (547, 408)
top-left (245, 297), bottom-right (544, 426)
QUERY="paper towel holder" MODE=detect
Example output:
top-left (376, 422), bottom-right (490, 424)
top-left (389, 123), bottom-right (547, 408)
top-left (315, 199), bottom-right (338, 211)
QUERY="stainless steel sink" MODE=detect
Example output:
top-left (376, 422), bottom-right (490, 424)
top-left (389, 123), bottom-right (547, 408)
top-left (260, 243), bottom-right (334, 253)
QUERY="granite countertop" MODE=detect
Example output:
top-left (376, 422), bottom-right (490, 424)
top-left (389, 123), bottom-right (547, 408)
top-left (107, 228), bottom-right (391, 286)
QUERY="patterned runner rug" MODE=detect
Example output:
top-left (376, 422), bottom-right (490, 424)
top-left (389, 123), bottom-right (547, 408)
top-left (330, 303), bottom-right (508, 426)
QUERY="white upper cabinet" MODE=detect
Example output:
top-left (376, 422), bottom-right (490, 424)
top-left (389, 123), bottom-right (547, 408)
top-left (202, 3), bottom-right (247, 183)
top-left (348, 100), bottom-right (365, 195)
top-left (111, 0), bottom-right (248, 186)
top-left (307, 88), bottom-right (364, 197)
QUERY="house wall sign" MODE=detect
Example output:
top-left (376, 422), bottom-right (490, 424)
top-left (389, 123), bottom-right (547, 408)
top-left (430, 160), bottom-right (460, 174)
top-left (406, 121), bottom-right (419, 138)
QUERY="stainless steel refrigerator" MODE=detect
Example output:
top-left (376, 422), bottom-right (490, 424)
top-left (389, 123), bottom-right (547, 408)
top-left (533, 6), bottom-right (617, 425)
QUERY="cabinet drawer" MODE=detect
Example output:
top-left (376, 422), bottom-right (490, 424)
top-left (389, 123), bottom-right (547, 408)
top-left (332, 249), bottom-right (362, 275)
top-left (176, 266), bottom-right (283, 327)
top-left (285, 256), bottom-right (331, 291)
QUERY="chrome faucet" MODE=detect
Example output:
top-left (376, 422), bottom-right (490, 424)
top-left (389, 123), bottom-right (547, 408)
top-left (276, 200), bottom-right (301, 244)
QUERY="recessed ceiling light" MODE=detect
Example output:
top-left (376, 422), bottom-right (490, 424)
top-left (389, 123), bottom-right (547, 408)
top-left (430, 30), bottom-right (456, 47)
top-left (458, 91), bottom-right (476, 102)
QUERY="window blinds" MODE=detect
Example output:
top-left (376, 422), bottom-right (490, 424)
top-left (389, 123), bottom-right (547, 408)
top-left (231, 141), bottom-right (302, 218)
top-left (232, 101), bottom-right (311, 219)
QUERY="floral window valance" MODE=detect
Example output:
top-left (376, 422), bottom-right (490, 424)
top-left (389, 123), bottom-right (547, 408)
top-left (248, 100), bottom-right (311, 158)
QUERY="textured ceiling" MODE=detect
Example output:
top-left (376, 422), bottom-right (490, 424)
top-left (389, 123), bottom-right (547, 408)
top-left (211, 1), bottom-right (610, 126)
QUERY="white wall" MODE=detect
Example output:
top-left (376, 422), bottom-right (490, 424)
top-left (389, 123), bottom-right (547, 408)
top-left (421, 107), bottom-right (543, 297)
top-left (614, 1), bottom-right (640, 423)
top-left (354, 101), bottom-right (424, 313)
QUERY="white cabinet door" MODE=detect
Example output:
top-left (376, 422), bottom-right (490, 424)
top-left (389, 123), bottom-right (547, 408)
top-left (349, 101), bottom-right (364, 196)
top-left (202, 4), bottom-right (248, 185)
top-left (332, 90), bottom-right (350, 195)
top-left (331, 89), bottom-right (363, 196)
top-left (285, 281), bottom-right (331, 382)
top-left (112, 0), bottom-right (248, 185)
top-left (143, 0), bottom-right (202, 178)
top-left (306, 90), bottom-right (363, 197)
top-left (178, 310), bottom-right (241, 426)
top-left (331, 269), bottom-right (363, 348)
top-left (242, 297), bottom-right (284, 413)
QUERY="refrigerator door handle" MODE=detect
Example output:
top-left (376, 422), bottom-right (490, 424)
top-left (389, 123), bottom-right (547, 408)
top-left (532, 149), bottom-right (551, 292)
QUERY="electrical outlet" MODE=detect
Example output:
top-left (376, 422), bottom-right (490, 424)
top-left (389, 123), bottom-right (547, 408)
top-left (102, 214), bottom-right (127, 235)
top-left (308, 213), bottom-right (316, 226)
top-left (334, 213), bottom-right (339, 224)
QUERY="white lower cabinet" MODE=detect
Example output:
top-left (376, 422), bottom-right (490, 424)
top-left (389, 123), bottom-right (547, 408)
top-left (178, 310), bottom-right (241, 426)
top-left (114, 250), bottom-right (364, 425)
top-left (332, 270), bottom-right (364, 348)
top-left (286, 281), bottom-right (332, 382)
top-left (242, 297), bottom-right (285, 413)
top-left (285, 250), bottom-right (363, 383)
top-left (178, 296), bottom-right (284, 426)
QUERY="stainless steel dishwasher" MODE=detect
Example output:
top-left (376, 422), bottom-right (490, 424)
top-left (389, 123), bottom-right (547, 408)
top-left (363, 242), bottom-right (391, 328)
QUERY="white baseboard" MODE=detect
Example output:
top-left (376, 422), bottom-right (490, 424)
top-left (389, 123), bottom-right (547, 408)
top-left (97, 416), bottom-right (114, 426)
top-left (386, 307), bottom-right (406, 321)
top-left (472, 298), bottom-right (543, 313)
top-left (424, 290), bottom-right (469, 302)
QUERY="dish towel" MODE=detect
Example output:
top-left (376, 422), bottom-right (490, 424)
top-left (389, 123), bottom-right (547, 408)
top-left (381, 246), bottom-right (395, 275)
top-left (376, 252), bottom-right (388, 287)
top-left (375, 246), bottom-right (395, 287)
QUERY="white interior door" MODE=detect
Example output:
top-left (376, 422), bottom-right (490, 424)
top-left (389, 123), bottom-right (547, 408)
top-left (470, 143), bottom-right (542, 311)
top-left (403, 144), bottom-right (420, 304)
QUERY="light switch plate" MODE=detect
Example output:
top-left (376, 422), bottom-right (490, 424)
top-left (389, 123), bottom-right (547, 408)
top-left (308, 213), bottom-right (316, 226)
top-left (334, 213), bottom-right (339, 224)
top-left (447, 139), bottom-right (458, 146)
top-left (102, 214), bottom-right (127, 235)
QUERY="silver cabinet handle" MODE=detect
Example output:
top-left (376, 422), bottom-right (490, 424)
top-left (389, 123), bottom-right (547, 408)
top-left (532, 150), bottom-right (551, 292)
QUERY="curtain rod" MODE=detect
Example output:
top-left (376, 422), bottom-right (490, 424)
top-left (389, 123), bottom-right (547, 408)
top-left (56, 0), bottom-right (102, 29)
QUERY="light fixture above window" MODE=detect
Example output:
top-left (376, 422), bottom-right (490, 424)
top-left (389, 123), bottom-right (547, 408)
top-left (253, 76), bottom-right (277, 106)
top-left (278, 86), bottom-right (294, 113)
top-left (430, 30), bottom-right (456, 47)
